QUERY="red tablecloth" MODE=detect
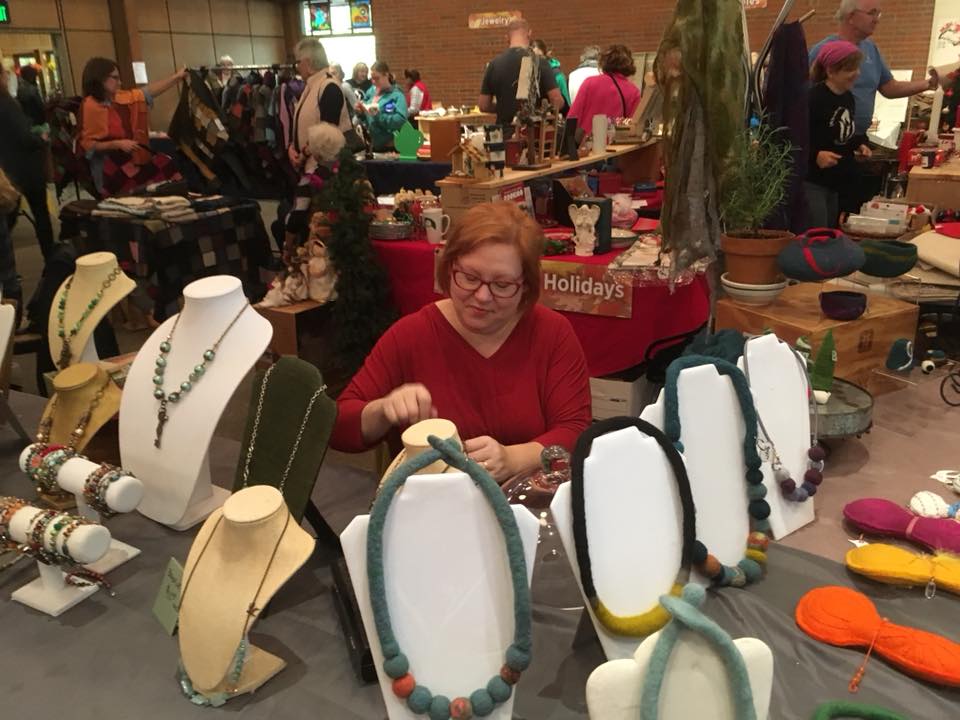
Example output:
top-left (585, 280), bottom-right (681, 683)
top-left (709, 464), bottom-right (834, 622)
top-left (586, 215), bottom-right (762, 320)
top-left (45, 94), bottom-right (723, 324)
top-left (372, 238), bottom-right (709, 377)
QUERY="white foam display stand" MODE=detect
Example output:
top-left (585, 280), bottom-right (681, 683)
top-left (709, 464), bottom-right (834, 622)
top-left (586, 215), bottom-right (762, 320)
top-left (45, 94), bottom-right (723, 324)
top-left (640, 365), bottom-right (750, 578)
top-left (341, 472), bottom-right (540, 720)
top-left (17, 448), bottom-right (144, 573)
top-left (119, 276), bottom-right (271, 529)
top-left (738, 334), bottom-right (815, 539)
top-left (551, 427), bottom-right (686, 661)
top-left (586, 628), bottom-right (773, 720)
top-left (7, 505), bottom-right (112, 616)
top-left (0, 304), bottom-right (29, 441)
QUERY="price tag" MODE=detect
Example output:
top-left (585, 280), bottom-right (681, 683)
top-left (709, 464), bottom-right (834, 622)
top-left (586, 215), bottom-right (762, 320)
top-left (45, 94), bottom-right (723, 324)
top-left (152, 557), bottom-right (184, 635)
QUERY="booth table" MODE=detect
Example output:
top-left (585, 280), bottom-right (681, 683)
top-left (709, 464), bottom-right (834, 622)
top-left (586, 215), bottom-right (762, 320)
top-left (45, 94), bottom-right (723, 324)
top-left (59, 199), bottom-right (273, 321)
top-left (0, 390), bottom-right (957, 720)
top-left (372, 239), bottom-right (709, 377)
top-left (906, 158), bottom-right (960, 209)
top-left (361, 158), bottom-right (452, 196)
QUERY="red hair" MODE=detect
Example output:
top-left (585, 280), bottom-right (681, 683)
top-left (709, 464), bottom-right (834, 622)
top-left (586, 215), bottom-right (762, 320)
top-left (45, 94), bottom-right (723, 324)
top-left (436, 202), bottom-right (544, 311)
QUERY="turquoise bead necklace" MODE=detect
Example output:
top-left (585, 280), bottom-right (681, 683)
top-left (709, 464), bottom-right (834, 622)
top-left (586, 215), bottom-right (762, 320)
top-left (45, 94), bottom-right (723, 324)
top-left (56, 266), bottom-right (123, 367)
top-left (152, 302), bottom-right (249, 448)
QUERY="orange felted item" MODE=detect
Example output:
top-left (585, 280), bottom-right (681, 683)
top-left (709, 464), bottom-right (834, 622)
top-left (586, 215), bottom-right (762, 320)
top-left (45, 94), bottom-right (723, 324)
top-left (846, 544), bottom-right (960, 596)
top-left (795, 586), bottom-right (960, 689)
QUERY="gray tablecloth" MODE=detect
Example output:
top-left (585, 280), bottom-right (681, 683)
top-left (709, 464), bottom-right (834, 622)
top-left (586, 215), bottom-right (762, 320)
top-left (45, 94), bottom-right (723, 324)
top-left (1, 391), bottom-right (958, 719)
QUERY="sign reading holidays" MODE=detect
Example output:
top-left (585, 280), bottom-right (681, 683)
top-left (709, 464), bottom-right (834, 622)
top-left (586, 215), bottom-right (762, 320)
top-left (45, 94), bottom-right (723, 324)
top-left (0, 1), bottom-right (10, 24)
top-left (468, 11), bottom-right (522, 29)
top-left (743, 0), bottom-right (767, 8)
top-left (540, 260), bottom-right (632, 318)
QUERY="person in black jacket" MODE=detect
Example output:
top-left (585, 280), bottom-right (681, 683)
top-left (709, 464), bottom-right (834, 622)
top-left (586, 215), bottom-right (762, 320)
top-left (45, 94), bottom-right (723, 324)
top-left (805, 40), bottom-right (871, 230)
top-left (16, 65), bottom-right (47, 129)
top-left (0, 60), bottom-right (53, 261)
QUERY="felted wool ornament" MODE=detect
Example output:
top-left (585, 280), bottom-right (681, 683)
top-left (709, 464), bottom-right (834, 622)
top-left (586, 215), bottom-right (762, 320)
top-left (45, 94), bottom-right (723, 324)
top-left (885, 339), bottom-right (913, 372)
top-left (308, 122), bottom-right (346, 162)
top-left (843, 498), bottom-right (960, 555)
top-left (859, 240), bottom-right (918, 279)
top-left (795, 585), bottom-right (960, 688)
top-left (819, 291), bottom-right (866, 321)
top-left (777, 228), bottom-right (865, 281)
top-left (809, 330), bottom-right (836, 393)
top-left (846, 543), bottom-right (960, 597)
top-left (810, 701), bottom-right (906, 720)
top-left (908, 490), bottom-right (960, 520)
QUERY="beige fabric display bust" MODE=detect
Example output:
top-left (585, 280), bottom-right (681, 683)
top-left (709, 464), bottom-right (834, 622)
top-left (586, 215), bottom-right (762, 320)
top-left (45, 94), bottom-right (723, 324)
top-left (39, 363), bottom-right (122, 455)
top-left (380, 418), bottom-right (462, 487)
top-left (48, 252), bottom-right (135, 369)
top-left (177, 486), bottom-right (314, 702)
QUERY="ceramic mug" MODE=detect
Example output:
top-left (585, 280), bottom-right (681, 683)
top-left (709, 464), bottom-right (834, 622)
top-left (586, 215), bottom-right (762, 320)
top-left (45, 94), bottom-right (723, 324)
top-left (423, 207), bottom-right (450, 244)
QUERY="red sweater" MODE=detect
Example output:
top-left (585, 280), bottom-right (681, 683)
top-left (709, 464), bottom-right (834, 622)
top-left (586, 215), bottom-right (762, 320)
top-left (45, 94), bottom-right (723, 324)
top-left (331, 303), bottom-right (592, 453)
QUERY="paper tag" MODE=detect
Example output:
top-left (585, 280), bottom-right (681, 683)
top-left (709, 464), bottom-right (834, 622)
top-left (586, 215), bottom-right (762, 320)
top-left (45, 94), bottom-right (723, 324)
top-left (847, 537), bottom-right (869, 548)
top-left (152, 557), bottom-right (183, 636)
top-left (132, 61), bottom-right (148, 85)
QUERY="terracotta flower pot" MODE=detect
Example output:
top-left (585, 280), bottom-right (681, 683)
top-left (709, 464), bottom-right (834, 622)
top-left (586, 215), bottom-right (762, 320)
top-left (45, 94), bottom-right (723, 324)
top-left (720, 230), bottom-right (794, 285)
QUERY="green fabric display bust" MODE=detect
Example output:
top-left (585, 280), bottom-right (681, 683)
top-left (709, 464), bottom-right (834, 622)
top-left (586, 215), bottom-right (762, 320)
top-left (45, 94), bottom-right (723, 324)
top-left (232, 357), bottom-right (337, 521)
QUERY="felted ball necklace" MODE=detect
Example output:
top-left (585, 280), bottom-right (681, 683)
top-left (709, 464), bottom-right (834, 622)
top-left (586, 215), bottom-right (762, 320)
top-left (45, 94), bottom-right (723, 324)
top-left (664, 355), bottom-right (770, 588)
top-left (741, 339), bottom-right (826, 502)
top-left (366, 435), bottom-right (532, 720)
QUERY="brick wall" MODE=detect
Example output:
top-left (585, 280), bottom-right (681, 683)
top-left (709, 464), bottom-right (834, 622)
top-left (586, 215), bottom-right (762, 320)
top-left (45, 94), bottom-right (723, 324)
top-left (372, 0), bottom-right (937, 108)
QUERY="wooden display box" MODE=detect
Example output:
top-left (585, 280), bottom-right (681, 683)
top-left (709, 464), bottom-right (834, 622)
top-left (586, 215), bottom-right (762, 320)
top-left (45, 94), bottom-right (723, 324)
top-left (255, 300), bottom-right (329, 358)
top-left (716, 283), bottom-right (919, 393)
top-left (589, 375), bottom-right (645, 420)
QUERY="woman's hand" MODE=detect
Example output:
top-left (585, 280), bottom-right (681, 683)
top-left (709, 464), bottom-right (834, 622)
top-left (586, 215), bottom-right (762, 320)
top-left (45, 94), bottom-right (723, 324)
top-left (113, 139), bottom-right (140, 153)
top-left (287, 144), bottom-right (304, 169)
top-left (355, 101), bottom-right (368, 116)
top-left (855, 144), bottom-right (872, 160)
top-left (816, 151), bottom-right (841, 169)
top-left (380, 383), bottom-right (437, 427)
top-left (464, 435), bottom-right (511, 483)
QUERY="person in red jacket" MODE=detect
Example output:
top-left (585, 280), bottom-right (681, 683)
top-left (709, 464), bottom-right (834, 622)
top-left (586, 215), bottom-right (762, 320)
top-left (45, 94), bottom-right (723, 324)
top-left (331, 201), bottom-right (592, 483)
top-left (403, 68), bottom-right (432, 118)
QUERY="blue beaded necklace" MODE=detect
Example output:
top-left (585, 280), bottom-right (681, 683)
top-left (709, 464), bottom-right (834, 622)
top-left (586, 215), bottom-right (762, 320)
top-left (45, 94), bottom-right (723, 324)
top-left (152, 302), bottom-right (249, 448)
top-left (367, 435), bottom-right (532, 720)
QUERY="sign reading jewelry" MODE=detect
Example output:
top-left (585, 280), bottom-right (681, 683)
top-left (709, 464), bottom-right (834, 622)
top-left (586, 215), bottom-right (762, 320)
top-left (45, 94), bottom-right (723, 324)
top-left (468, 11), bottom-right (522, 29)
top-left (540, 260), bottom-right (632, 318)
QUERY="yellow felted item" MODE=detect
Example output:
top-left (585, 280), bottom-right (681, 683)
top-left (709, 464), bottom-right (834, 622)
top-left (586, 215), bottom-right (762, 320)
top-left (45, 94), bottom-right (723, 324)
top-left (592, 584), bottom-right (684, 636)
top-left (845, 543), bottom-right (960, 595)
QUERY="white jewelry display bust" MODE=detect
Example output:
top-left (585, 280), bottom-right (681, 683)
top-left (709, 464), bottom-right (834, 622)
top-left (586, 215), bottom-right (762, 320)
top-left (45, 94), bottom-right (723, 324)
top-left (178, 486), bottom-right (314, 701)
top-left (550, 426), bottom-right (686, 661)
top-left (341, 472), bottom-right (540, 720)
top-left (48, 252), bottom-right (136, 369)
top-left (7, 503), bottom-right (112, 616)
top-left (119, 276), bottom-right (272, 529)
top-left (18, 447), bottom-right (143, 573)
top-left (586, 627), bottom-right (773, 720)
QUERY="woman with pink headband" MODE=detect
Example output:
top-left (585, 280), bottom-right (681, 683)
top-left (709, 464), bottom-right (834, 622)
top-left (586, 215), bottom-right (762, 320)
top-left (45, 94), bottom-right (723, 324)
top-left (805, 40), bottom-right (872, 230)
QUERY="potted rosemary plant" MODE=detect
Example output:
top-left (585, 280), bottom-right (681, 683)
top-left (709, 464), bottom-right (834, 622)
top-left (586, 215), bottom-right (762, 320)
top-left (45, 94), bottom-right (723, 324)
top-left (719, 122), bottom-right (794, 285)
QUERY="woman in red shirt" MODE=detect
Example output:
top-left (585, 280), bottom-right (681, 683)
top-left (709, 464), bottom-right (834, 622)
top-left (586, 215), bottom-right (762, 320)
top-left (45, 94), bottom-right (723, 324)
top-left (403, 68), bottom-right (432, 119)
top-left (331, 202), bottom-right (592, 483)
top-left (567, 44), bottom-right (641, 141)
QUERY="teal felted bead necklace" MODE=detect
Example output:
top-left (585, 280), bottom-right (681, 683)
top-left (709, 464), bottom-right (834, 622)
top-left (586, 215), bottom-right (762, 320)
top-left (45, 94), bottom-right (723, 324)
top-left (152, 303), bottom-right (249, 448)
top-left (664, 355), bottom-right (770, 588)
top-left (367, 435), bottom-right (532, 720)
top-left (56, 266), bottom-right (123, 367)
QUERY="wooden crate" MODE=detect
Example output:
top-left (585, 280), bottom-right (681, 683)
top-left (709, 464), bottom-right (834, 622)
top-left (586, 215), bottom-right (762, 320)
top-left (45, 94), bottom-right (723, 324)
top-left (255, 300), bottom-right (329, 358)
top-left (716, 282), bottom-right (919, 393)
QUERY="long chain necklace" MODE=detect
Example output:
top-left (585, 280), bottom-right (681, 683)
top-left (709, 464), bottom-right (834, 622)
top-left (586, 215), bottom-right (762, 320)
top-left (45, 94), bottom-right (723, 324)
top-left (56, 266), bottom-right (123, 367)
top-left (37, 375), bottom-right (115, 450)
top-left (176, 509), bottom-right (291, 705)
top-left (152, 303), bottom-right (249, 449)
top-left (741, 339), bottom-right (826, 502)
top-left (240, 362), bottom-right (327, 493)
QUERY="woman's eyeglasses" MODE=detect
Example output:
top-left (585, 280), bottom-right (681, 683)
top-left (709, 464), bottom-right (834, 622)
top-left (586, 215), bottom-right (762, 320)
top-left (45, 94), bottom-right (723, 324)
top-left (452, 269), bottom-right (523, 299)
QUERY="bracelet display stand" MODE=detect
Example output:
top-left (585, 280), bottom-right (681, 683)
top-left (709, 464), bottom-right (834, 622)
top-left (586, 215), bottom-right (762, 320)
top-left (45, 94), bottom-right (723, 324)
top-left (585, 627), bottom-right (773, 720)
top-left (640, 365), bottom-right (750, 578)
top-left (738, 333), bottom-right (815, 539)
top-left (178, 486), bottom-right (314, 703)
top-left (550, 426), bottom-right (686, 660)
top-left (38, 363), bottom-right (122, 455)
top-left (341, 472), bottom-right (539, 720)
top-left (18, 447), bottom-right (143, 573)
top-left (7, 504), bottom-right (112, 616)
top-left (48, 252), bottom-right (136, 370)
top-left (119, 276), bottom-right (272, 530)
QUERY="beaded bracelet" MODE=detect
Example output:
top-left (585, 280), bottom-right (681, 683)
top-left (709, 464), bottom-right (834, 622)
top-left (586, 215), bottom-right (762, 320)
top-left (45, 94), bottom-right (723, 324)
top-left (0, 497), bottom-right (25, 549)
top-left (24, 444), bottom-right (65, 491)
top-left (83, 464), bottom-right (120, 519)
top-left (60, 518), bottom-right (93, 564)
top-left (39, 448), bottom-right (76, 493)
top-left (25, 509), bottom-right (60, 564)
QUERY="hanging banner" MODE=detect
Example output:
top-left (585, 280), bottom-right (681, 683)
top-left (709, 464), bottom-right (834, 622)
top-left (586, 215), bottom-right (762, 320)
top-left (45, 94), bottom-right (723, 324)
top-left (540, 260), bottom-right (633, 318)
top-left (929, 0), bottom-right (960, 69)
top-left (468, 11), bottom-right (522, 30)
top-left (351, 1), bottom-right (372, 29)
top-left (743, 0), bottom-right (767, 8)
top-left (309, 2), bottom-right (332, 33)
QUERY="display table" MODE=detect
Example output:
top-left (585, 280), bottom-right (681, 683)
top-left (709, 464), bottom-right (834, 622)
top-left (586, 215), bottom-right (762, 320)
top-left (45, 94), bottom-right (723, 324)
top-left (716, 282), bottom-right (919, 391)
top-left (59, 199), bottom-right (273, 321)
top-left (437, 141), bottom-right (662, 220)
top-left (361, 158), bottom-right (452, 196)
top-left (417, 112), bottom-right (498, 161)
top-left (906, 158), bottom-right (960, 208)
top-left (0, 390), bottom-right (957, 720)
top-left (372, 239), bottom-right (709, 377)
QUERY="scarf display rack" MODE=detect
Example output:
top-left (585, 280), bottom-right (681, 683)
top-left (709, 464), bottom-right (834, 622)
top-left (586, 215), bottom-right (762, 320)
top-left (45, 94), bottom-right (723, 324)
top-left (169, 64), bottom-right (304, 200)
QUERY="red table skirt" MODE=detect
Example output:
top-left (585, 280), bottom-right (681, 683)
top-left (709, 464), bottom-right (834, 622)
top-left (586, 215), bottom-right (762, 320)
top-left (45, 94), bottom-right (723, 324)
top-left (372, 240), bottom-right (709, 377)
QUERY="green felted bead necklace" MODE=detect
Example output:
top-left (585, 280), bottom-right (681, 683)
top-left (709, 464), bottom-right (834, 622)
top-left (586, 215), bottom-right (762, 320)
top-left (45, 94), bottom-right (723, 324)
top-left (664, 355), bottom-right (770, 588)
top-left (56, 266), bottom-right (123, 367)
top-left (811, 701), bottom-right (906, 720)
top-left (152, 302), bottom-right (249, 448)
top-left (367, 435), bottom-right (532, 720)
